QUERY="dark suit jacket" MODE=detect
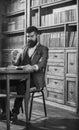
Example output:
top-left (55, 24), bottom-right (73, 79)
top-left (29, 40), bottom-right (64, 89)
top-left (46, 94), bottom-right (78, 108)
top-left (13, 43), bottom-right (48, 89)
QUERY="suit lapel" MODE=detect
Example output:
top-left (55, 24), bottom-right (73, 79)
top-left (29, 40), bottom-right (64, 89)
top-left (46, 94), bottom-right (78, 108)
top-left (22, 46), bottom-right (28, 60)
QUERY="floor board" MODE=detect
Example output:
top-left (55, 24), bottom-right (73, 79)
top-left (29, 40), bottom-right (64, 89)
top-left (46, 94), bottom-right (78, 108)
top-left (0, 100), bottom-right (79, 130)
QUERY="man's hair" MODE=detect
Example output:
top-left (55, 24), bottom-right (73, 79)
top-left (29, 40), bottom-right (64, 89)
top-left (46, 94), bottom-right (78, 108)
top-left (26, 26), bottom-right (39, 34)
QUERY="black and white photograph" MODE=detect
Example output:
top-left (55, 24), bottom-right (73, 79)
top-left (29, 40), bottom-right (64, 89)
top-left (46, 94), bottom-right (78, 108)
top-left (0, 0), bottom-right (79, 130)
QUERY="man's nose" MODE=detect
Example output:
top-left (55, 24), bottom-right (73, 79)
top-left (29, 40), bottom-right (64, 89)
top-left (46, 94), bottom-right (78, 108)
top-left (28, 37), bottom-right (32, 40)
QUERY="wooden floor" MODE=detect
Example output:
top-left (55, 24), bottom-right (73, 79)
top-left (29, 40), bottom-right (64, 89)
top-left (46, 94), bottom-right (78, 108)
top-left (0, 99), bottom-right (79, 130)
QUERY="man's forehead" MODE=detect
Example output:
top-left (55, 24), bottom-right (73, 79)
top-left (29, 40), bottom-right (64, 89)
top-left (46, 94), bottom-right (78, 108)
top-left (27, 31), bottom-right (36, 36)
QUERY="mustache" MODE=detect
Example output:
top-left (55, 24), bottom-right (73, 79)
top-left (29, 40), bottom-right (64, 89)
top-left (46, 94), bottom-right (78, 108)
top-left (28, 40), bottom-right (34, 43)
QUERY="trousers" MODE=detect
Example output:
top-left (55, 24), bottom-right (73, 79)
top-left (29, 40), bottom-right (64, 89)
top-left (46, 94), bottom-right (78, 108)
top-left (12, 80), bottom-right (26, 114)
top-left (12, 74), bottom-right (35, 114)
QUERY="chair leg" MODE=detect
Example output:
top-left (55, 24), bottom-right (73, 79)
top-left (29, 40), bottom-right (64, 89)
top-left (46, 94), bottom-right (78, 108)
top-left (29, 92), bottom-right (34, 121)
top-left (21, 102), bottom-right (24, 113)
top-left (41, 91), bottom-right (47, 117)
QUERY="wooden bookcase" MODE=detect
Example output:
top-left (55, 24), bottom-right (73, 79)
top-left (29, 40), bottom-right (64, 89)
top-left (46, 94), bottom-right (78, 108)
top-left (1, 0), bottom-right (27, 67)
top-left (28, 0), bottom-right (79, 113)
top-left (0, 0), bottom-right (6, 66)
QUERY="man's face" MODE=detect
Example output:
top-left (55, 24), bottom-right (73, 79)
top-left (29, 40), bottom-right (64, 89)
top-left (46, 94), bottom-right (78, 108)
top-left (27, 31), bottom-right (37, 48)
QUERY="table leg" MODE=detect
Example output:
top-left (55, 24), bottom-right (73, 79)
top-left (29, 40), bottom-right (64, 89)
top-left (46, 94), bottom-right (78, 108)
top-left (6, 75), bottom-right (10, 130)
top-left (25, 74), bottom-right (30, 123)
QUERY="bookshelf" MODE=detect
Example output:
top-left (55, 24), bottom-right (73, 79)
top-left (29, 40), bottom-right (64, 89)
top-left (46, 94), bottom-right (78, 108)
top-left (1, 0), bottom-right (27, 67)
top-left (29, 0), bottom-right (79, 112)
top-left (0, 0), bottom-right (6, 66)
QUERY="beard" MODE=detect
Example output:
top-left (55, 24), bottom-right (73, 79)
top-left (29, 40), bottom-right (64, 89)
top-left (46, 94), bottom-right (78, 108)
top-left (28, 39), bottom-right (37, 48)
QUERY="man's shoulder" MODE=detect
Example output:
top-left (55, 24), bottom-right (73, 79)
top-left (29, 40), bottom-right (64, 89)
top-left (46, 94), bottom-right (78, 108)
top-left (39, 43), bottom-right (48, 50)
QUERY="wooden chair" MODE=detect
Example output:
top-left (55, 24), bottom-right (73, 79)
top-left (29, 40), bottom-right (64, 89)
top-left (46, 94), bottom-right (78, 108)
top-left (29, 68), bottom-right (47, 121)
top-left (29, 87), bottom-right (47, 121)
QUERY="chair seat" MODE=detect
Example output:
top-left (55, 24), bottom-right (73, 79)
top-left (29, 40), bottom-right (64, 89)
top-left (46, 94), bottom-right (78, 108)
top-left (30, 87), bottom-right (43, 93)
top-left (30, 87), bottom-right (43, 98)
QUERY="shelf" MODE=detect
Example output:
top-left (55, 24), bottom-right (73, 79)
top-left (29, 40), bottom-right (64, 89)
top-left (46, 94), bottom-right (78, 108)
top-left (3, 29), bottom-right (24, 35)
top-left (41, 0), bottom-right (75, 8)
top-left (38, 21), bottom-right (77, 31)
top-left (31, 0), bottom-right (75, 9)
top-left (65, 47), bottom-right (77, 50)
top-left (31, 6), bottom-right (39, 10)
top-left (38, 24), bottom-right (64, 31)
top-left (68, 21), bottom-right (77, 26)
top-left (48, 47), bottom-right (65, 50)
top-left (6, 9), bottom-right (25, 17)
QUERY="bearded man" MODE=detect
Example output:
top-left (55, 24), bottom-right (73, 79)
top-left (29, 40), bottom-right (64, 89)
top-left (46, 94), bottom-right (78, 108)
top-left (11, 26), bottom-right (48, 121)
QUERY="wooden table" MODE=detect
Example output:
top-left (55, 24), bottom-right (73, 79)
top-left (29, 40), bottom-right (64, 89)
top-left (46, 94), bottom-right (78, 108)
top-left (0, 67), bottom-right (30, 130)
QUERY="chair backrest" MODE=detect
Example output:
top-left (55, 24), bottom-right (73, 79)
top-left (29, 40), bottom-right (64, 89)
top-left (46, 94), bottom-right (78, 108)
top-left (39, 66), bottom-right (47, 91)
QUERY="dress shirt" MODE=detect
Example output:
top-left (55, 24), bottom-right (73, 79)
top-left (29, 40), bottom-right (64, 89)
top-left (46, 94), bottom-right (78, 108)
top-left (28, 42), bottom-right (39, 70)
top-left (28, 45), bottom-right (37, 58)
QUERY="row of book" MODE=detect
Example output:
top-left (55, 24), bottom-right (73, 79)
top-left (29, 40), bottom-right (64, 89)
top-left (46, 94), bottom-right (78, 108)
top-left (31, 0), bottom-right (64, 7)
top-left (7, 0), bottom-right (25, 13)
top-left (41, 5), bottom-right (77, 26)
top-left (2, 35), bottom-right (24, 49)
top-left (40, 32), bottom-right (65, 47)
top-left (31, 11), bottom-right (39, 27)
top-left (31, 5), bottom-right (77, 27)
top-left (2, 50), bottom-right (12, 66)
top-left (40, 31), bottom-right (77, 48)
top-left (68, 31), bottom-right (77, 47)
top-left (7, 15), bottom-right (25, 31)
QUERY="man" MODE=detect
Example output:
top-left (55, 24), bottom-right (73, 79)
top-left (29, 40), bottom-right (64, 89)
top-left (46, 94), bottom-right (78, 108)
top-left (11, 26), bottom-right (48, 121)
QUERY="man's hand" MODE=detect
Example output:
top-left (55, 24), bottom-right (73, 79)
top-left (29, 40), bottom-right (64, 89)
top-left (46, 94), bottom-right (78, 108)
top-left (7, 65), bottom-right (18, 70)
top-left (22, 64), bottom-right (38, 72)
top-left (22, 64), bottom-right (34, 72)
top-left (11, 49), bottom-right (23, 64)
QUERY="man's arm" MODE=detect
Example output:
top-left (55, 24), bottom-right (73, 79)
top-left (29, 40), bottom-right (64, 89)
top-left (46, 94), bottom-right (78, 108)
top-left (32, 46), bottom-right (48, 71)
